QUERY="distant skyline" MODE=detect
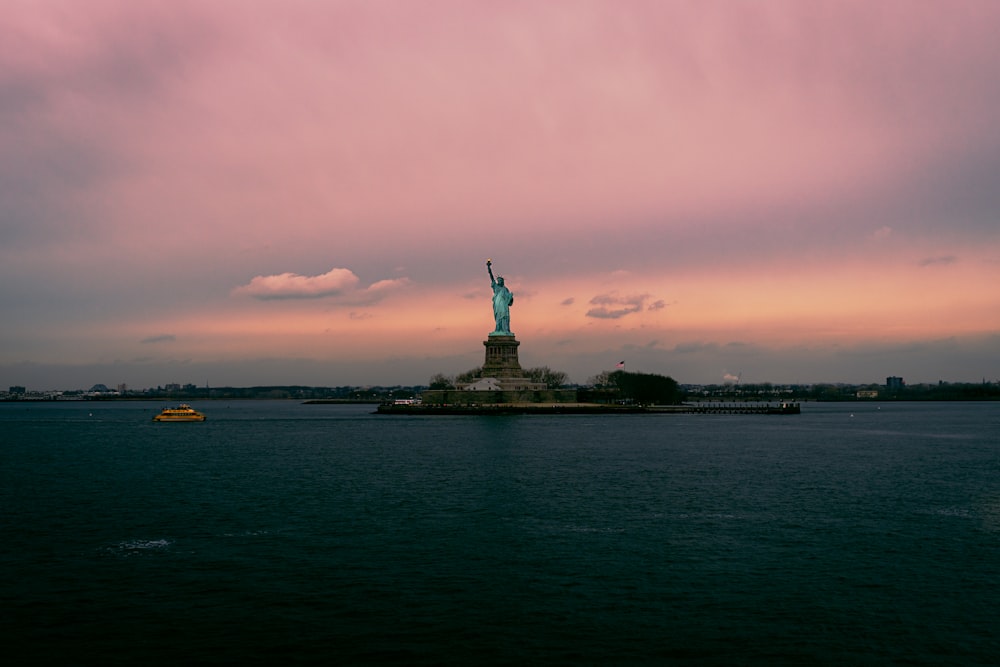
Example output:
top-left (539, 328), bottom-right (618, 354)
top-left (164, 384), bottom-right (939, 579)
top-left (3, 1), bottom-right (999, 391)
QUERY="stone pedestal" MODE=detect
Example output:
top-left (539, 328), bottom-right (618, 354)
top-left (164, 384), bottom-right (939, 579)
top-left (482, 335), bottom-right (524, 378)
top-left (451, 334), bottom-right (546, 393)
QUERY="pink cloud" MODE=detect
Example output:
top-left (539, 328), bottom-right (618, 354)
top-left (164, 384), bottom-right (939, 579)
top-left (233, 268), bottom-right (409, 303)
top-left (586, 293), bottom-right (652, 320)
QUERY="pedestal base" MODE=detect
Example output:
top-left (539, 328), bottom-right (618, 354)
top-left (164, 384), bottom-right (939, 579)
top-left (452, 335), bottom-right (546, 393)
top-left (482, 334), bottom-right (523, 378)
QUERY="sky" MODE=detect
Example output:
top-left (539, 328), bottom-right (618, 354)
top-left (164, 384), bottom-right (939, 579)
top-left (3, 0), bottom-right (1000, 390)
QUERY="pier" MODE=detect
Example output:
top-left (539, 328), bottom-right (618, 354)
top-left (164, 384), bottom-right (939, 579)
top-left (682, 402), bottom-right (801, 415)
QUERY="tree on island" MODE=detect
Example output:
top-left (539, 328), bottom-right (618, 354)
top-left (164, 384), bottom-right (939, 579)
top-left (587, 370), bottom-right (681, 405)
top-left (455, 367), bottom-right (483, 385)
top-left (587, 370), bottom-right (612, 387)
top-left (428, 369), bottom-right (483, 389)
top-left (524, 366), bottom-right (568, 389)
top-left (428, 373), bottom-right (454, 390)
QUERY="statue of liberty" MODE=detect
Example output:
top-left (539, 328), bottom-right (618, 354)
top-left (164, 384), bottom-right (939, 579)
top-left (486, 259), bottom-right (513, 335)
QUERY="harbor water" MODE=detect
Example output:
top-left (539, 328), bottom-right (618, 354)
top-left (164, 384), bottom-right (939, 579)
top-left (2, 400), bottom-right (999, 665)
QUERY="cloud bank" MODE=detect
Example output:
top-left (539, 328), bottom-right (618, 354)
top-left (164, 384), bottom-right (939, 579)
top-left (140, 335), bottom-right (176, 344)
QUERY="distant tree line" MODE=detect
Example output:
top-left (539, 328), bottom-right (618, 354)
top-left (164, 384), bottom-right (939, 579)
top-left (31, 385), bottom-right (427, 402)
top-left (806, 382), bottom-right (1000, 401)
top-left (689, 381), bottom-right (1000, 401)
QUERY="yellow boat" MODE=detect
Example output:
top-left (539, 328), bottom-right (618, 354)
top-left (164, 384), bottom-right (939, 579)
top-left (152, 404), bottom-right (206, 422)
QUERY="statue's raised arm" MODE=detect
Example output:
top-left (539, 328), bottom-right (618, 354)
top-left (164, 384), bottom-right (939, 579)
top-left (486, 259), bottom-right (513, 335)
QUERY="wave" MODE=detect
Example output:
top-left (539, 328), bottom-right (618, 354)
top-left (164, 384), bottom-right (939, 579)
top-left (107, 538), bottom-right (173, 556)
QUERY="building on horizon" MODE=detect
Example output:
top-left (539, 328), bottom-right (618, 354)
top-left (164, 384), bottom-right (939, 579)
top-left (886, 376), bottom-right (905, 390)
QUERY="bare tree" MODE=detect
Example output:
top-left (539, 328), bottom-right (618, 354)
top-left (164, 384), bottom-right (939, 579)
top-left (525, 366), bottom-right (569, 389)
top-left (428, 373), bottom-right (454, 390)
top-left (454, 367), bottom-right (484, 384)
